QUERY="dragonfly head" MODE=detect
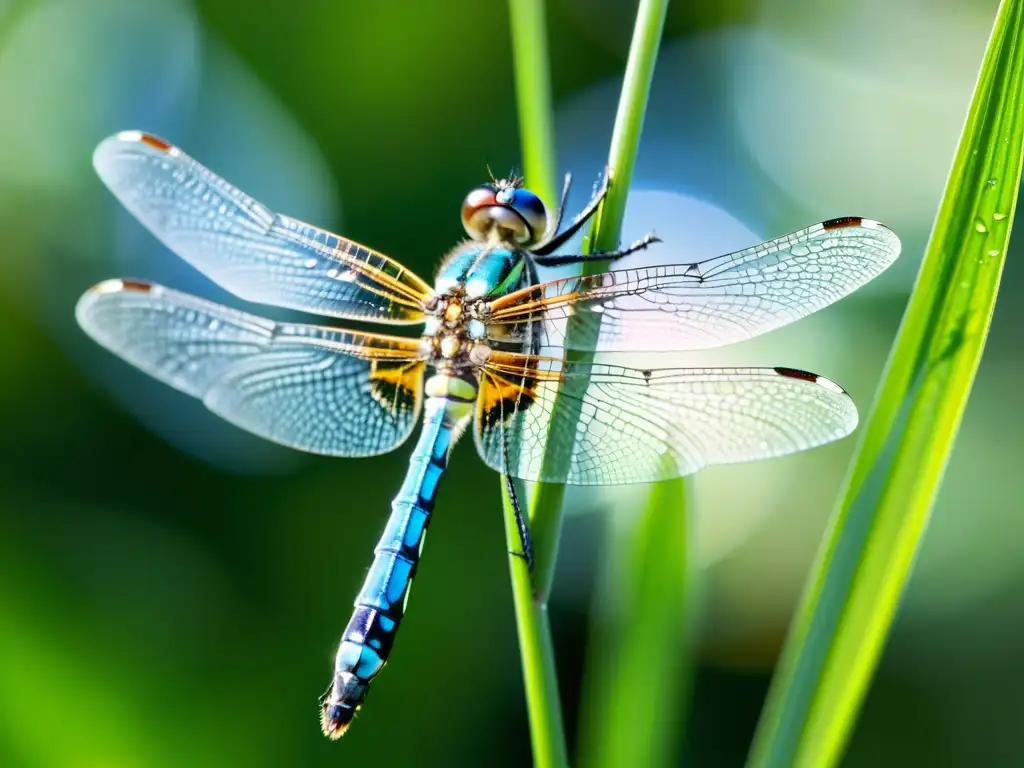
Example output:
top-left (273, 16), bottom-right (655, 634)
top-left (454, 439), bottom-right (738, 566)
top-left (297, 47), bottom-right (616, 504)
top-left (461, 178), bottom-right (548, 246)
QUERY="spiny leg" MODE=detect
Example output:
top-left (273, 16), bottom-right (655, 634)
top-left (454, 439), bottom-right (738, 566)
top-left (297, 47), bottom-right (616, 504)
top-left (531, 169), bottom-right (611, 257)
top-left (532, 232), bottom-right (661, 267)
top-left (540, 173), bottom-right (573, 241)
top-left (502, 424), bottom-right (534, 573)
top-left (505, 473), bottom-right (534, 572)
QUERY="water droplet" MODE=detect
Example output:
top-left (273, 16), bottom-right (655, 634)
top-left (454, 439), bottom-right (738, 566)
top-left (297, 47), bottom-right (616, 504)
top-left (988, 249), bottom-right (1000, 257)
top-left (303, 258), bottom-right (318, 268)
top-left (987, 177), bottom-right (998, 187)
top-left (975, 221), bottom-right (988, 233)
top-left (993, 212), bottom-right (1007, 221)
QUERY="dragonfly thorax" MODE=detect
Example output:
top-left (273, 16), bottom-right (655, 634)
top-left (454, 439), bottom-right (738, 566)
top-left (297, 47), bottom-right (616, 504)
top-left (421, 239), bottom-right (532, 369)
top-left (421, 290), bottom-right (491, 369)
top-left (433, 241), bottom-right (528, 299)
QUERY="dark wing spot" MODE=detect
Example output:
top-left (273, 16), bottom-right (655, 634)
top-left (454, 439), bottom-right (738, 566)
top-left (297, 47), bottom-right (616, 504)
top-left (773, 366), bottom-right (819, 383)
top-left (137, 133), bottom-right (173, 152)
top-left (118, 279), bottom-right (154, 293)
top-left (822, 216), bottom-right (863, 231)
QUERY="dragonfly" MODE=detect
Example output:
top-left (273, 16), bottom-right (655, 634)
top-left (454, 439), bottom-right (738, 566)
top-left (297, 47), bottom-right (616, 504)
top-left (76, 130), bottom-right (900, 739)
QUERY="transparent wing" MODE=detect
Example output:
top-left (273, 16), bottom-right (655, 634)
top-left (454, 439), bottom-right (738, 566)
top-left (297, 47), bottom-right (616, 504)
top-left (475, 352), bottom-right (857, 485)
top-left (94, 131), bottom-right (434, 323)
top-left (486, 218), bottom-right (900, 352)
top-left (76, 279), bottom-right (427, 456)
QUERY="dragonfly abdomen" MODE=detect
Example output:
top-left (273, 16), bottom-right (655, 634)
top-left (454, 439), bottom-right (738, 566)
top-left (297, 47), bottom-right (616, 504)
top-left (321, 387), bottom-right (473, 738)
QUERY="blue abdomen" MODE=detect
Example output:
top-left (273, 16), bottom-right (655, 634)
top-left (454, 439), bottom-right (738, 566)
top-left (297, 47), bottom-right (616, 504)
top-left (320, 387), bottom-right (470, 738)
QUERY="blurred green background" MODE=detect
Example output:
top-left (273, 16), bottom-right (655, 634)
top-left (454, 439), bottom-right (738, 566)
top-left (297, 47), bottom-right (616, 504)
top-left (1, 0), bottom-right (1021, 765)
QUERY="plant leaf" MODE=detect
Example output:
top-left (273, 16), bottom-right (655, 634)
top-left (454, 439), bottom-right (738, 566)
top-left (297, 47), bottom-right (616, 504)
top-left (747, 2), bottom-right (1024, 766)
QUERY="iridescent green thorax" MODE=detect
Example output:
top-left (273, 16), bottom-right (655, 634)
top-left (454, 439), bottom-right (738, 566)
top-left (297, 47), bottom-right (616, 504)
top-left (433, 241), bottom-right (528, 299)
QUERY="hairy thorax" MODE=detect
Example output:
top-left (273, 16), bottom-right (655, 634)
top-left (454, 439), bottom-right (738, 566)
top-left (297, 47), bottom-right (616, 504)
top-left (420, 241), bottom-right (530, 375)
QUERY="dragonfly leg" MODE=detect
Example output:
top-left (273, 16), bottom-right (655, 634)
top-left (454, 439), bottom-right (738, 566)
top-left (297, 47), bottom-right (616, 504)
top-left (505, 472), bottom-right (534, 572)
top-left (532, 231), bottom-right (661, 267)
top-left (540, 173), bottom-right (573, 241)
top-left (530, 168), bottom-right (610, 257)
top-left (502, 426), bottom-right (535, 573)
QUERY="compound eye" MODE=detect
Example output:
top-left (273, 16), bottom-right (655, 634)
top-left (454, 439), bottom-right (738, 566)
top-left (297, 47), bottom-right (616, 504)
top-left (506, 188), bottom-right (548, 245)
top-left (460, 183), bottom-right (549, 245)
top-left (461, 185), bottom-right (499, 240)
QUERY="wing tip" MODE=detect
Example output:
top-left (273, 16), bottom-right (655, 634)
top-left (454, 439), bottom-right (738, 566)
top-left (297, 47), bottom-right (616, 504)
top-left (773, 366), bottom-right (848, 396)
top-left (109, 130), bottom-right (175, 152)
top-left (87, 278), bottom-right (156, 296)
top-left (820, 216), bottom-right (902, 265)
top-left (773, 366), bottom-right (859, 435)
top-left (76, 279), bottom-right (159, 330)
top-left (94, 130), bottom-right (178, 174)
top-left (822, 215), bottom-right (900, 241)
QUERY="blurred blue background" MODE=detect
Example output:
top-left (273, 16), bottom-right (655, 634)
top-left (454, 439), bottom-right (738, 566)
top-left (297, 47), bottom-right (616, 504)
top-left (0, 0), bottom-right (1020, 765)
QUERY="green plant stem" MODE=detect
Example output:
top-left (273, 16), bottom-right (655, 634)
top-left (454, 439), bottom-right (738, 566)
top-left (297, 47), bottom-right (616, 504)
top-left (508, 0), bottom-right (558, 206)
top-left (502, 486), bottom-right (569, 768)
top-left (747, 2), bottom-right (1024, 766)
top-left (528, 0), bottom-right (672, 601)
top-left (585, 0), bottom-right (668, 253)
top-left (505, 2), bottom-right (567, 765)
top-left (505, 1), bottom-right (673, 765)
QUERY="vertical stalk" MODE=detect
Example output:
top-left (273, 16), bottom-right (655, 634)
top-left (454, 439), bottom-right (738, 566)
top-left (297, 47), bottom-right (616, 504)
top-left (505, 2), bottom-right (679, 766)
top-left (505, 2), bottom-right (567, 765)
top-left (509, 0), bottom-right (558, 206)
top-left (502, 486), bottom-right (569, 768)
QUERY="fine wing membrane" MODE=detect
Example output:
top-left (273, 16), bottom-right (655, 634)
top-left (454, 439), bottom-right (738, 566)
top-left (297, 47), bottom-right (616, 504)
top-left (475, 353), bottom-right (857, 485)
top-left (76, 280), bottom-right (427, 456)
top-left (94, 131), bottom-right (434, 323)
top-left (485, 218), bottom-right (900, 353)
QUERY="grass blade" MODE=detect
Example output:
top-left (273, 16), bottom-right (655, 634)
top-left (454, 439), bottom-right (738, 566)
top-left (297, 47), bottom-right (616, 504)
top-left (527, 0), bottom-right (673, 600)
top-left (579, 478), bottom-right (693, 768)
top-left (509, 0), bottom-right (558, 206)
top-left (506, 2), bottom-right (685, 766)
top-left (502, 485), bottom-right (569, 768)
top-left (504, 2), bottom-right (568, 766)
top-left (746, 2), bottom-right (1024, 766)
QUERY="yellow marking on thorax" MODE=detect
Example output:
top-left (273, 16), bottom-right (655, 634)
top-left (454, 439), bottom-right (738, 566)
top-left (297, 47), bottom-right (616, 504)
top-left (439, 335), bottom-right (461, 359)
top-left (444, 299), bottom-right (464, 323)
